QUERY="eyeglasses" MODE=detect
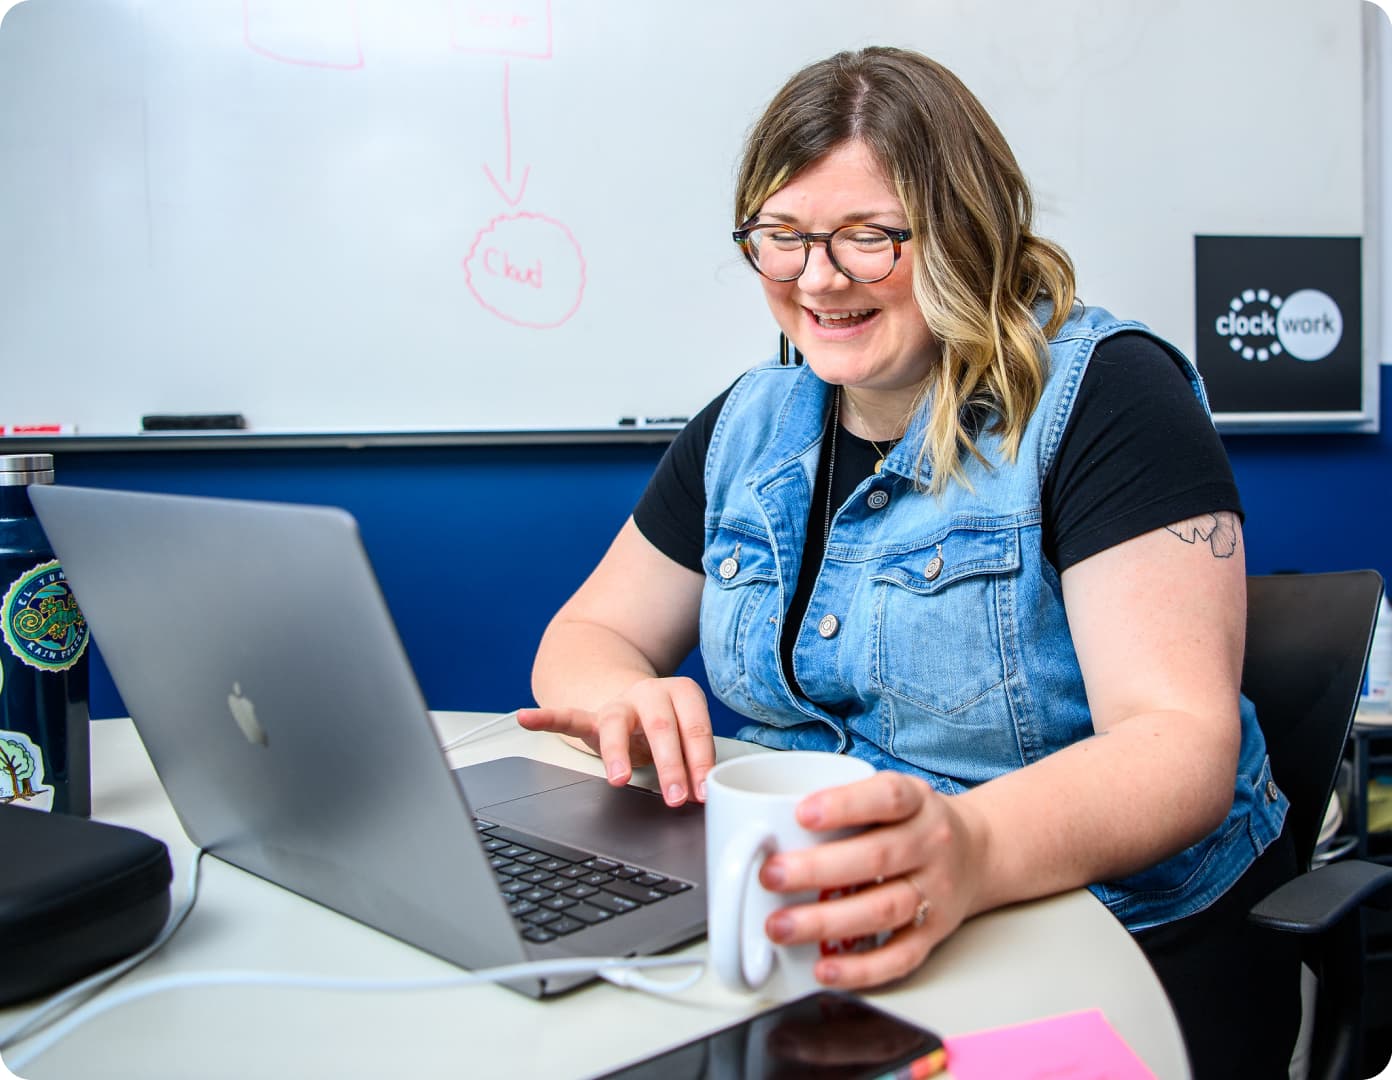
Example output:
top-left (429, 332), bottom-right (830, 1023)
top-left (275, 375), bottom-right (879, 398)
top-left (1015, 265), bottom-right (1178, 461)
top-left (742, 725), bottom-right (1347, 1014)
top-left (731, 222), bottom-right (913, 284)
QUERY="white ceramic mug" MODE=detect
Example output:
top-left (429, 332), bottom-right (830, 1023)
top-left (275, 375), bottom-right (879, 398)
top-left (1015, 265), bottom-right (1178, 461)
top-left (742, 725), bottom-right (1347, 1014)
top-left (705, 751), bottom-right (876, 997)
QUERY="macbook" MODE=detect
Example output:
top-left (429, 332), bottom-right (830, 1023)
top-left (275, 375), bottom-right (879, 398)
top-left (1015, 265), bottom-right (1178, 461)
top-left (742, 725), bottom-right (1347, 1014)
top-left (29, 484), bottom-right (707, 998)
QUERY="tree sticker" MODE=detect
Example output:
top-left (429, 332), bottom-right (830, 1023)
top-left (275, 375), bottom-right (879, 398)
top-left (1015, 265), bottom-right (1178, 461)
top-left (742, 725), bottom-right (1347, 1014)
top-left (0, 731), bottom-right (51, 812)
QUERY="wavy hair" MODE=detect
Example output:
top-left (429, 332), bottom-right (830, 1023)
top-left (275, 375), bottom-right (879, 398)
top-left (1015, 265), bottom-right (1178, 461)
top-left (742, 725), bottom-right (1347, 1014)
top-left (734, 47), bottom-right (1077, 493)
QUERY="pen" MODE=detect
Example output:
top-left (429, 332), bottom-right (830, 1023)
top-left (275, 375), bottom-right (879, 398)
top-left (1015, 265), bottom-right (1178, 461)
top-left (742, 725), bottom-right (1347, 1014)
top-left (872, 1046), bottom-right (948, 1079)
top-left (616, 416), bottom-right (690, 428)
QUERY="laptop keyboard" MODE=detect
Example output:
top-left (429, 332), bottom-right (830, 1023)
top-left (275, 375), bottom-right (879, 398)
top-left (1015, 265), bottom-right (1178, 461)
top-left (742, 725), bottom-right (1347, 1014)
top-left (474, 818), bottom-right (694, 944)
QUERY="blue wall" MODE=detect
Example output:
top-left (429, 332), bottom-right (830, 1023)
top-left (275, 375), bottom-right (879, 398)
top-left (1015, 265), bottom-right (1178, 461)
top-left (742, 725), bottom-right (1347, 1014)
top-left (41, 366), bottom-right (1392, 737)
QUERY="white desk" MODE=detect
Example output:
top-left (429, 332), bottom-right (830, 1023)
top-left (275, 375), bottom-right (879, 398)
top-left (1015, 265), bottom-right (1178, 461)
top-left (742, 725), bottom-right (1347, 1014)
top-left (1, 714), bottom-right (1190, 1079)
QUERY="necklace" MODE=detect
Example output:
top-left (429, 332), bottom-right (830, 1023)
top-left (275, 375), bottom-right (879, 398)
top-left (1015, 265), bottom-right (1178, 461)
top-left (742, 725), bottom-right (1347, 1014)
top-left (840, 389), bottom-right (901, 474)
top-left (824, 389), bottom-right (840, 545)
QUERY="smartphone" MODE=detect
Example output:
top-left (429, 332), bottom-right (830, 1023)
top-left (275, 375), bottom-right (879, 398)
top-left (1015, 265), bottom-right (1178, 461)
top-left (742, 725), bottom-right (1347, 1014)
top-left (595, 990), bottom-right (946, 1080)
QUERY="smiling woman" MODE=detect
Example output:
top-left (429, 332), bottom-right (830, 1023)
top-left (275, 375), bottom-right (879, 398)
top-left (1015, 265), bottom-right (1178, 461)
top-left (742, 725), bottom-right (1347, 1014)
top-left (522, 46), bottom-right (1298, 1079)
top-left (736, 143), bottom-right (941, 437)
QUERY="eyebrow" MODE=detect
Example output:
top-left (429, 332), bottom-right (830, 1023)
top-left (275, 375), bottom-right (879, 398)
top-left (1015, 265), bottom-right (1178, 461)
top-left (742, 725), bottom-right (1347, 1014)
top-left (757, 210), bottom-right (908, 227)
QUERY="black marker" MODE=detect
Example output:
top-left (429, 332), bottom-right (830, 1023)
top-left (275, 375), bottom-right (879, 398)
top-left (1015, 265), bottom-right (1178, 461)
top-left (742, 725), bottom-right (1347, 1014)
top-left (617, 416), bottom-right (688, 429)
top-left (141, 413), bottom-right (248, 431)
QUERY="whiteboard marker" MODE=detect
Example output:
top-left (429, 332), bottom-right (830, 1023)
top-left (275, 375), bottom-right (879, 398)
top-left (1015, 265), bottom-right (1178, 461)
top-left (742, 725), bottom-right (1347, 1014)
top-left (0, 424), bottom-right (77, 435)
top-left (616, 416), bottom-right (689, 428)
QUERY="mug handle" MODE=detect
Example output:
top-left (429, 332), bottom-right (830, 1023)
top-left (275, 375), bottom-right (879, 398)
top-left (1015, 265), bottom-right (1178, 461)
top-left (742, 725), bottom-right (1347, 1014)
top-left (709, 826), bottom-right (777, 991)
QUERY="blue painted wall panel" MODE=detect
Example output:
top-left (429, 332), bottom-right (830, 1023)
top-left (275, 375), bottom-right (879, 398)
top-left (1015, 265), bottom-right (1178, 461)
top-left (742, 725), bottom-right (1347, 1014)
top-left (42, 367), bottom-right (1392, 739)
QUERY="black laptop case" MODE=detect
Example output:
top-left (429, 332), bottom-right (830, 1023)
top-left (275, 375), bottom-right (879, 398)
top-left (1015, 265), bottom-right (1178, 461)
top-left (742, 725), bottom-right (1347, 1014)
top-left (0, 804), bottom-right (172, 1005)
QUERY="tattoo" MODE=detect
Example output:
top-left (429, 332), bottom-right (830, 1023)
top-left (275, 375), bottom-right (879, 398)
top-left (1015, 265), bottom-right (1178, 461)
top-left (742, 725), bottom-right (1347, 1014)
top-left (1165, 512), bottom-right (1240, 558)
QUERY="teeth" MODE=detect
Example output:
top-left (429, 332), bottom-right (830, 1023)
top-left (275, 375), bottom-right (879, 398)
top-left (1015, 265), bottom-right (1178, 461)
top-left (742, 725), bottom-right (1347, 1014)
top-left (814, 309), bottom-right (875, 321)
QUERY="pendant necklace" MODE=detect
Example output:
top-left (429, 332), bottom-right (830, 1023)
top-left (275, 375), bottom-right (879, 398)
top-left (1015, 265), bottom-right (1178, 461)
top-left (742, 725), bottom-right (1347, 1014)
top-left (840, 388), bottom-right (901, 474)
top-left (824, 389), bottom-right (840, 545)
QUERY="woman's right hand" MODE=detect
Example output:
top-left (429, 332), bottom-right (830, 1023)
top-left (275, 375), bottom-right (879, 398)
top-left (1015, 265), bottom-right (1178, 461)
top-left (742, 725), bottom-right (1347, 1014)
top-left (516, 675), bottom-right (716, 807)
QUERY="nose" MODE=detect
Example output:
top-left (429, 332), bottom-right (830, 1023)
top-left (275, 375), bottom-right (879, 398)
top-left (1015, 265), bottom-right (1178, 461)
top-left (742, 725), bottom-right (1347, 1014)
top-left (798, 241), bottom-right (852, 293)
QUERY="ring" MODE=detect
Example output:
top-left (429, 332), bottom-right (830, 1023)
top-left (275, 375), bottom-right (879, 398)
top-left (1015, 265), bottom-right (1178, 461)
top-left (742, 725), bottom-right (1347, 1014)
top-left (904, 874), bottom-right (932, 928)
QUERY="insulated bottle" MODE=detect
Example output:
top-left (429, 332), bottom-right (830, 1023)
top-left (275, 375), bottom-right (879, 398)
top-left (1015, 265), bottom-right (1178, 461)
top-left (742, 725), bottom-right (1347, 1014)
top-left (0, 454), bottom-right (90, 815)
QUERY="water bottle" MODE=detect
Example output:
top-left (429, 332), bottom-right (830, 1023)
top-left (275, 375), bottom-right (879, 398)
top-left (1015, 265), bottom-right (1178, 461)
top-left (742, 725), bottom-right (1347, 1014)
top-left (0, 454), bottom-right (90, 815)
top-left (1365, 592), bottom-right (1392, 713)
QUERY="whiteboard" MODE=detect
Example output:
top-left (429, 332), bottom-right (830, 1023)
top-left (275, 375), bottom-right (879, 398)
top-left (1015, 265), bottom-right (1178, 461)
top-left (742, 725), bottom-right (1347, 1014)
top-left (0, 0), bottom-right (1368, 436)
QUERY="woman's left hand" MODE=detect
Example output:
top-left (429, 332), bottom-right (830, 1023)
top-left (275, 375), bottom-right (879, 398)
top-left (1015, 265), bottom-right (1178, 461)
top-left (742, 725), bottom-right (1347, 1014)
top-left (758, 770), bottom-right (988, 990)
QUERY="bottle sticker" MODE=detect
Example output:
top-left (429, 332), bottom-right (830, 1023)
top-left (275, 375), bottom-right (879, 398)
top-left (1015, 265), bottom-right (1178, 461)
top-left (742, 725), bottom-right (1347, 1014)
top-left (0, 729), bottom-right (52, 812)
top-left (2, 560), bottom-right (90, 671)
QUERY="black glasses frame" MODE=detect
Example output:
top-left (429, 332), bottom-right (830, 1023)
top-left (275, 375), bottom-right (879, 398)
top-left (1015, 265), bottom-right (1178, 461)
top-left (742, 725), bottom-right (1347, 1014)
top-left (731, 222), bottom-right (913, 284)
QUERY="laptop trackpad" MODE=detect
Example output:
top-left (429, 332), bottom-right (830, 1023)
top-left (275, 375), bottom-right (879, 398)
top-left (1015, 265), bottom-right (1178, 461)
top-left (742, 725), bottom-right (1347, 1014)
top-left (462, 758), bottom-right (705, 874)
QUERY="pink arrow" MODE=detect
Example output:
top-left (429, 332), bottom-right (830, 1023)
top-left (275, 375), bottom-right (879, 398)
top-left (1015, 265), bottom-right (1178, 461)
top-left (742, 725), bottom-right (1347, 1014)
top-left (482, 62), bottom-right (530, 206)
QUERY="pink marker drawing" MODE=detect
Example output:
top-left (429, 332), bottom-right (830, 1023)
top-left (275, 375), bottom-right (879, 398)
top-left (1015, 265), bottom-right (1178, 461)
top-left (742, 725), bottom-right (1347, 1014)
top-left (462, 212), bottom-right (586, 329)
top-left (449, 0), bottom-right (553, 59)
top-left (243, 0), bottom-right (365, 70)
top-left (482, 62), bottom-right (530, 207)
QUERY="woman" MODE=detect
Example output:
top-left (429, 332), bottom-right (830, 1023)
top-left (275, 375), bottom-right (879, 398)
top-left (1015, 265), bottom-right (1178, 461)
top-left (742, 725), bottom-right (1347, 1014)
top-left (521, 47), bottom-right (1299, 1077)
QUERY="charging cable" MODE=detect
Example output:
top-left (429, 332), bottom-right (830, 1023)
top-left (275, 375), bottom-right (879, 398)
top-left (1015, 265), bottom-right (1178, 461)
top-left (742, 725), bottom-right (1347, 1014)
top-left (6, 956), bottom-right (704, 1073)
top-left (1, 846), bottom-right (705, 1075)
top-left (439, 710), bottom-right (520, 752)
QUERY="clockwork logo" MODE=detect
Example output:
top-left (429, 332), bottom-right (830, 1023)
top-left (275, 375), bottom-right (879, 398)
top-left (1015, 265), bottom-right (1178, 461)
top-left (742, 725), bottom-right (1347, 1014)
top-left (1214, 287), bottom-right (1343, 363)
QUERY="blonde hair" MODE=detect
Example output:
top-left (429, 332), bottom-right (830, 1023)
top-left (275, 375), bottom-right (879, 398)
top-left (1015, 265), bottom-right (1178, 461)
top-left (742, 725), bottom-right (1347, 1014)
top-left (735, 47), bottom-right (1077, 493)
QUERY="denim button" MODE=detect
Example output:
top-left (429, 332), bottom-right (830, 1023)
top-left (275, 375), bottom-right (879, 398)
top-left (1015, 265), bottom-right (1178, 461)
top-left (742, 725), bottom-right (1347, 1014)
top-left (924, 554), bottom-right (944, 581)
top-left (817, 614), bottom-right (840, 638)
top-left (1266, 780), bottom-right (1279, 802)
top-left (867, 490), bottom-right (890, 511)
top-left (718, 556), bottom-right (739, 580)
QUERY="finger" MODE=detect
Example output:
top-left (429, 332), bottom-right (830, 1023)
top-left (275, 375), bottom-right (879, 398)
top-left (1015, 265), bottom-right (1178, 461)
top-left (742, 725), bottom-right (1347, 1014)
top-left (761, 824), bottom-right (921, 896)
top-left (591, 702), bottom-right (640, 786)
top-left (812, 925), bottom-right (939, 991)
top-left (797, 770), bottom-right (928, 831)
top-left (668, 678), bottom-right (717, 801)
top-left (515, 706), bottom-right (598, 737)
top-left (625, 688), bottom-right (692, 806)
top-left (765, 878), bottom-right (929, 949)
top-left (765, 884), bottom-right (943, 992)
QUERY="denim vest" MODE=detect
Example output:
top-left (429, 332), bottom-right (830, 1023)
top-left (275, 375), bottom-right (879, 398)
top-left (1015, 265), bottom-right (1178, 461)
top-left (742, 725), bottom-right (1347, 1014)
top-left (699, 305), bottom-right (1287, 930)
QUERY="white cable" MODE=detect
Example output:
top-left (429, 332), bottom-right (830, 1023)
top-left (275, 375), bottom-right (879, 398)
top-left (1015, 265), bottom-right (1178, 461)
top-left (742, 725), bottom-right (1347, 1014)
top-left (439, 710), bottom-right (519, 752)
top-left (597, 961), bottom-right (705, 995)
top-left (2, 839), bottom-right (706, 1074)
top-left (5, 954), bottom-right (705, 1073)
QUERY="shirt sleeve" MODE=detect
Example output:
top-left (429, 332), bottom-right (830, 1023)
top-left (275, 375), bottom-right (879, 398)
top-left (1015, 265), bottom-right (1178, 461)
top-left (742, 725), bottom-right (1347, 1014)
top-left (1042, 332), bottom-right (1243, 572)
top-left (631, 387), bottom-right (731, 572)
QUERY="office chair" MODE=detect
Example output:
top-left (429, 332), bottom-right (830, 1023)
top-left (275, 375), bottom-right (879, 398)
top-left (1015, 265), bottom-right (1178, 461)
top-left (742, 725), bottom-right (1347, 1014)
top-left (1244, 570), bottom-right (1392, 1080)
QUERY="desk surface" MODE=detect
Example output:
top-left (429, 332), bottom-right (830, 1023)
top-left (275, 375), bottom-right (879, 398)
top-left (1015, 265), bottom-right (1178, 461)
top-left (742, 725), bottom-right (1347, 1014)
top-left (1, 714), bottom-right (1190, 1080)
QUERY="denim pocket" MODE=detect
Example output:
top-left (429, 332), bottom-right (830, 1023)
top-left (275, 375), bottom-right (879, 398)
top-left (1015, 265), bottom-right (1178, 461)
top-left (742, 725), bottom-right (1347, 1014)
top-left (869, 526), bottom-right (1020, 716)
top-left (700, 523), bottom-right (778, 698)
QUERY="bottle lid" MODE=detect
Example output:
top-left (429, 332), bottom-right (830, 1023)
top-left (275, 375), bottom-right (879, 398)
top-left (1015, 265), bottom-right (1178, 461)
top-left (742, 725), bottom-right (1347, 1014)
top-left (0, 453), bottom-right (56, 486)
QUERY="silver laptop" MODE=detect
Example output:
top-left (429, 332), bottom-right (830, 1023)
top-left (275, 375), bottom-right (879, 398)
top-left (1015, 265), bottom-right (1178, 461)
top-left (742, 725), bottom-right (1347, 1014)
top-left (30, 484), bottom-right (707, 998)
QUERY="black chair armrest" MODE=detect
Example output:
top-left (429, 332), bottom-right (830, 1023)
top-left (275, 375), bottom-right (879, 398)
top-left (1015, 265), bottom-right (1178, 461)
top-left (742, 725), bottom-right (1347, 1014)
top-left (1249, 859), bottom-right (1392, 934)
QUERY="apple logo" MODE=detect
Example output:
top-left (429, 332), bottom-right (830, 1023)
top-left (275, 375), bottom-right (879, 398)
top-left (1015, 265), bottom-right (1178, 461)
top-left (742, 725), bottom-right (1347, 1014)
top-left (227, 682), bottom-right (268, 747)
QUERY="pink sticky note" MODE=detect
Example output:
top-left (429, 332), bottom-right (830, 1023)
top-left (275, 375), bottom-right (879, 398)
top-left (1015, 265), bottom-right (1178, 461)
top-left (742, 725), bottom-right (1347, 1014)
top-left (944, 1009), bottom-right (1158, 1080)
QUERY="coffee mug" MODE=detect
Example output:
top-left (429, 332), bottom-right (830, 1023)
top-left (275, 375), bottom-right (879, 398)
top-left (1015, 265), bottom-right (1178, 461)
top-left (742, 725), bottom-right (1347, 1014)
top-left (705, 751), bottom-right (876, 996)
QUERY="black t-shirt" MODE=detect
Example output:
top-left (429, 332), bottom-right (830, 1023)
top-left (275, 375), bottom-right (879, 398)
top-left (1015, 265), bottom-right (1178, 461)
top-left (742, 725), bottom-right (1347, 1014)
top-left (633, 332), bottom-right (1242, 698)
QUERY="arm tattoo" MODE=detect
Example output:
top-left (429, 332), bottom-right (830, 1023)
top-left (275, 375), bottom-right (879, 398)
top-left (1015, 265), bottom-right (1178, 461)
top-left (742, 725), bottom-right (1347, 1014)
top-left (1165, 511), bottom-right (1240, 558)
